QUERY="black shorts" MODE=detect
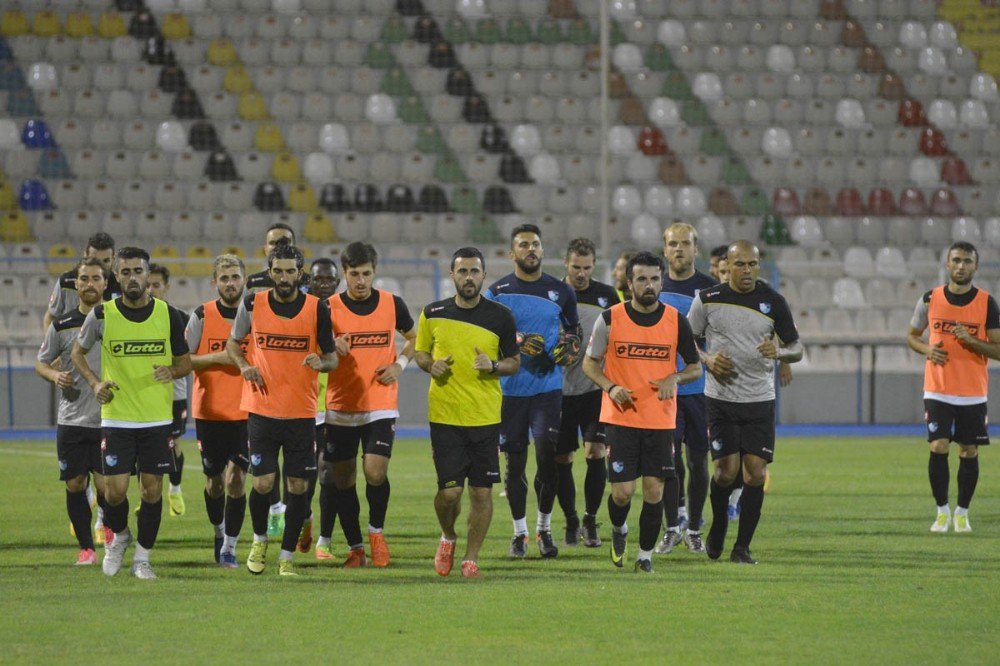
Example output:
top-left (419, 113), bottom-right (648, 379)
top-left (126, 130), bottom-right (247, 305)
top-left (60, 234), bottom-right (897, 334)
top-left (195, 419), bottom-right (249, 477)
top-left (315, 423), bottom-right (326, 456)
top-left (557, 390), bottom-right (606, 454)
top-left (674, 393), bottom-right (709, 455)
top-left (101, 424), bottom-right (177, 476)
top-left (56, 425), bottom-right (102, 480)
top-left (500, 389), bottom-right (561, 454)
top-left (247, 413), bottom-right (317, 480)
top-left (924, 399), bottom-right (990, 446)
top-left (430, 422), bottom-right (501, 490)
top-left (706, 397), bottom-right (776, 463)
top-left (605, 424), bottom-right (674, 483)
top-left (171, 399), bottom-right (189, 439)
top-left (323, 418), bottom-right (396, 462)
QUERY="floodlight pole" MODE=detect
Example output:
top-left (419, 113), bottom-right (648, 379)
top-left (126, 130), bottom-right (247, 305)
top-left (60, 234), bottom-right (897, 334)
top-left (599, 0), bottom-right (610, 269)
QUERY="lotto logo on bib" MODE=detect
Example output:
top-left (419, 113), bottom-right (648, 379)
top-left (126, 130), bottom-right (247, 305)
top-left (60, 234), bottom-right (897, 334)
top-left (350, 331), bottom-right (391, 348)
top-left (255, 333), bottom-right (309, 352)
top-left (109, 339), bottom-right (166, 356)
top-left (932, 319), bottom-right (980, 336)
top-left (210, 337), bottom-right (249, 353)
top-left (614, 342), bottom-right (672, 361)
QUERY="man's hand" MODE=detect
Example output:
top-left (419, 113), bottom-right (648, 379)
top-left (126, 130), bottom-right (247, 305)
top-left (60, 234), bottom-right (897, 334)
top-left (609, 385), bottom-right (635, 408)
top-left (552, 332), bottom-right (581, 366)
top-left (93, 380), bottom-right (118, 404)
top-left (757, 336), bottom-right (779, 360)
top-left (517, 332), bottom-right (546, 357)
top-left (430, 355), bottom-right (454, 379)
top-left (334, 334), bottom-right (351, 357)
top-left (952, 324), bottom-right (978, 350)
top-left (649, 375), bottom-right (679, 401)
top-left (53, 370), bottom-right (74, 390)
top-left (779, 361), bottom-right (793, 387)
top-left (241, 365), bottom-right (266, 389)
top-left (705, 352), bottom-right (737, 383)
top-left (152, 364), bottom-right (173, 383)
top-left (303, 353), bottom-right (325, 372)
top-left (926, 340), bottom-right (948, 365)
top-left (473, 347), bottom-right (493, 372)
top-left (375, 361), bottom-right (403, 385)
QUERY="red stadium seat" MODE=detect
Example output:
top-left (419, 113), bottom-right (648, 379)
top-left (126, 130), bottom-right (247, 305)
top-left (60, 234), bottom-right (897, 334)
top-left (898, 187), bottom-right (929, 216)
top-left (897, 99), bottom-right (927, 127)
top-left (940, 157), bottom-right (974, 186)
top-left (867, 188), bottom-right (897, 216)
top-left (835, 188), bottom-right (865, 216)
top-left (771, 187), bottom-right (802, 216)
top-left (929, 188), bottom-right (962, 217)
top-left (637, 126), bottom-right (668, 156)
top-left (918, 128), bottom-right (948, 156)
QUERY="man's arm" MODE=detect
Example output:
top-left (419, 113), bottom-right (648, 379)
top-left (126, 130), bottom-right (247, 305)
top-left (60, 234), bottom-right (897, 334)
top-left (952, 327), bottom-right (1000, 361)
top-left (376, 299), bottom-right (418, 385)
top-left (187, 308), bottom-right (234, 371)
top-left (906, 295), bottom-right (947, 364)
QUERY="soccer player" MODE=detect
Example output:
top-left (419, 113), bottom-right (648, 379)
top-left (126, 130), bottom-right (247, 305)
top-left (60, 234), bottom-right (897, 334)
top-left (906, 241), bottom-right (999, 533)
top-left (582, 252), bottom-right (702, 573)
top-left (246, 222), bottom-right (297, 293)
top-left (302, 258), bottom-right (340, 559)
top-left (558, 238), bottom-right (620, 547)
top-left (72, 247), bottom-right (192, 579)
top-left (186, 254), bottom-right (251, 567)
top-left (485, 224), bottom-right (580, 559)
top-left (148, 264), bottom-right (189, 517)
top-left (226, 244), bottom-right (337, 576)
top-left (36, 258), bottom-right (111, 564)
top-left (688, 240), bottom-right (802, 564)
top-left (44, 232), bottom-right (120, 331)
top-left (612, 250), bottom-right (636, 303)
top-left (415, 247), bottom-right (519, 578)
top-left (655, 223), bottom-right (717, 555)
top-left (321, 242), bottom-right (416, 568)
top-left (707, 245), bottom-right (729, 282)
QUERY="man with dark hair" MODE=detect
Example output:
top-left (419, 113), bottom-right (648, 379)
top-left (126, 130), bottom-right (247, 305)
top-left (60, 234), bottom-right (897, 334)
top-left (655, 223), bottom-right (717, 555)
top-left (583, 251), bottom-right (702, 573)
top-left (72, 247), bottom-right (192, 579)
top-left (36, 257), bottom-right (111, 565)
top-left (688, 240), bottom-right (802, 564)
top-left (186, 254), bottom-right (250, 567)
top-left (320, 241), bottom-right (416, 568)
top-left (302, 257), bottom-right (340, 559)
top-left (148, 263), bottom-right (189, 518)
top-left (558, 238), bottom-right (620, 547)
top-left (485, 224), bottom-right (580, 559)
top-left (45, 232), bottom-right (120, 331)
top-left (612, 250), bottom-right (635, 303)
top-left (416, 247), bottom-right (520, 578)
top-left (708, 245), bottom-right (729, 282)
top-left (907, 241), bottom-right (999, 533)
top-left (227, 244), bottom-right (337, 576)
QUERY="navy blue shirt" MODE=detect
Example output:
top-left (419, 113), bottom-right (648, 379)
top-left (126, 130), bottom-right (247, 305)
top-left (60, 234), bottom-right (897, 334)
top-left (659, 270), bottom-right (716, 396)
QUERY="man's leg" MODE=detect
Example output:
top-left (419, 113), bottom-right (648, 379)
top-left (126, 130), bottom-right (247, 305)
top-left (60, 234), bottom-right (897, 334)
top-left (327, 424), bottom-right (365, 564)
top-left (204, 472), bottom-right (226, 560)
top-left (296, 425), bottom-right (324, 554)
top-left (555, 395), bottom-right (581, 545)
top-left (249, 473), bottom-right (276, 545)
top-left (955, 444), bottom-right (980, 532)
top-left (501, 396), bottom-right (531, 556)
top-left (135, 472), bottom-right (164, 566)
top-left (316, 459), bottom-right (338, 558)
top-left (364, 452), bottom-right (391, 567)
top-left (707, 454), bottom-right (740, 559)
top-left (531, 391), bottom-right (561, 558)
top-left (582, 441), bottom-right (607, 546)
top-left (246, 414), bottom-right (280, 574)
top-left (732, 454), bottom-right (767, 562)
top-left (167, 402), bottom-right (187, 517)
top-left (275, 419), bottom-right (319, 575)
top-left (928, 438), bottom-right (951, 530)
top-left (66, 474), bottom-right (95, 553)
top-left (464, 486), bottom-right (493, 564)
top-left (221, 461), bottom-right (247, 566)
top-left (607, 480), bottom-right (633, 566)
top-left (638, 475), bottom-right (665, 569)
top-left (279, 476), bottom-right (309, 571)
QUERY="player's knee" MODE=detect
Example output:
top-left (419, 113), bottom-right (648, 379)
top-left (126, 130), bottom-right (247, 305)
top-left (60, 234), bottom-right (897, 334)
top-left (714, 467), bottom-right (738, 486)
top-left (438, 486), bottom-right (463, 504)
top-left (252, 476), bottom-right (274, 495)
top-left (139, 478), bottom-right (162, 503)
top-left (929, 439), bottom-right (950, 454)
top-left (585, 444), bottom-right (607, 460)
top-left (318, 463), bottom-right (335, 485)
top-left (206, 475), bottom-right (224, 498)
top-left (468, 486), bottom-right (491, 507)
top-left (363, 459), bottom-right (388, 486)
top-left (555, 452), bottom-right (573, 465)
top-left (65, 475), bottom-right (88, 492)
top-left (224, 473), bottom-right (245, 497)
top-left (958, 445), bottom-right (979, 459)
top-left (610, 486), bottom-right (632, 505)
top-left (286, 477), bottom-right (308, 495)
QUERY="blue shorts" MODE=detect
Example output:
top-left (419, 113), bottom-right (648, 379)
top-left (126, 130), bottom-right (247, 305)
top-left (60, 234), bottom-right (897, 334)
top-left (499, 389), bottom-right (562, 454)
top-left (674, 393), bottom-right (708, 455)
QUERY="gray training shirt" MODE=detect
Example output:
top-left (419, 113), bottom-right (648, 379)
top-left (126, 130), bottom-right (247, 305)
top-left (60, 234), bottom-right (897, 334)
top-left (563, 280), bottom-right (621, 397)
top-left (687, 281), bottom-right (798, 404)
top-left (37, 309), bottom-right (102, 428)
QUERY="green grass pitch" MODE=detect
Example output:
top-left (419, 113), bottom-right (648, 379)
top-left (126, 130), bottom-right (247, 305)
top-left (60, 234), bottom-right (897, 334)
top-left (0, 436), bottom-right (996, 664)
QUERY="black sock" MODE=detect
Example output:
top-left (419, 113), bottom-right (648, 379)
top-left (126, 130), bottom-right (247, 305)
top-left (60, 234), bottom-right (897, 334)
top-left (67, 489), bottom-right (94, 550)
top-left (338, 485), bottom-right (363, 548)
top-left (168, 453), bottom-right (184, 487)
top-left (280, 491), bottom-right (307, 552)
top-left (686, 450), bottom-right (709, 529)
top-left (663, 472), bottom-right (680, 529)
top-left (95, 490), bottom-right (108, 515)
top-left (957, 456), bottom-right (980, 509)
top-left (929, 451), bottom-right (950, 506)
top-left (674, 443), bottom-right (686, 509)
top-left (710, 477), bottom-right (733, 527)
top-left (136, 499), bottom-right (163, 550)
top-left (607, 494), bottom-right (630, 529)
top-left (204, 489), bottom-right (225, 527)
top-left (105, 497), bottom-right (129, 533)
top-left (319, 483), bottom-right (337, 539)
top-left (305, 476), bottom-right (317, 516)
top-left (249, 488), bottom-right (270, 537)
top-left (734, 484), bottom-right (764, 549)
top-left (534, 444), bottom-right (557, 515)
top-left (639, 500), bottom-right (662, 551)
top-left (583, 458), bottom-right (606, 516)
top-left (505, 450), bottom-right (528, 521)
top-left (366, 479), bottom-right (390, 530)
top-left (224, 495), bottom-right (246, 539)
top-left (555, 461), bottom-right (577, 522)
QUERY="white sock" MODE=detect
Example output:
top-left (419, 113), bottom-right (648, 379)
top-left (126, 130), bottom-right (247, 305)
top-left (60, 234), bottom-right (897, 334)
top-left (667, 526), bottom-right (680, 534)
top-left (637, 548), bottom-right (652, 561)
top-left (278, 549), bottom-right (294, 561)
top-left (612, 523), bottom-right (628, 535)
top-left (955, 507), bottom-right (968, 516)
top-left (687, 528), bottom-right (699, 535)
top-left (513, 518), bottom-right (528, 536)
top-left (678, 507), bottom-right (688, 521)
top-left (368, 525), bottom-right (382, 534)
top-left (536, 512), bottom-right (551, 532)
top-left (441, 535), bottom-right (456, 544)
top-left (169, 484), bottom-right (181, 494)
top-left (253, 533), bottom-right (268, 543)
top-left (729, 488), bottom-right (743, 507)
top-left (86, 484), bottom-right (96, 505)
top-left (134, 544), bottom-right (151, 563)
top-left (270, 502), bottom-right (285, 515)
top-left (317, 536), bottom-right (331, 548)
top-left (222, 535), bottom-right (238, 552)
top-left (213, 523), bottom-right (224, 538)
top-left (937, 504), bottom-right (951, 514)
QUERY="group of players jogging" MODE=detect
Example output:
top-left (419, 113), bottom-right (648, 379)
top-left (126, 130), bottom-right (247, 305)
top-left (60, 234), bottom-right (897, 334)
top-left (37, 220), bottom-right (990, 579)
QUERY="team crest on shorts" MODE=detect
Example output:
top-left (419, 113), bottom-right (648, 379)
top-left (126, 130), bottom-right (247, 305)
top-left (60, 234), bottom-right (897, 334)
top-left (499, 434), bottom-right (506, 445)
top-left (105, 454), bottom-right (118, 467)
top-left (612, 461), bottom-right (625, 473)
top-left (58, 459), bottom-right (68, 471)
top-left (548, 290), bottom-right (559, 302)
top-left (598, 297), bottom-right (608, 307)
top-left (759, 302), bottom-right (771, 314)
top-left (250, 454), bottom-right (262, 467)
top-left (928, 422), bottom-right (938, 433)
top-left (202, 456), bottom-right (211, 468)
top-left (711, 439), bottom-right (723, 451)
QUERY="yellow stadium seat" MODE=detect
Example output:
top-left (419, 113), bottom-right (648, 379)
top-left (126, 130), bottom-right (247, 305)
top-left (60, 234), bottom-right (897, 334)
top-left (218, 245), bottom-right (247, 260)
top-left (0, 181), bottom-right (16, 211)
top-left (161, 13), bottom-right (191, 40)
top-left (1, 10), bottom-right (29, 37)
top-left (304, 212), bottom-right (337, 243)
top-left (238, 92), bottom-right (269, 121)
top-left (97, 12), bottom-right (127, 39)
top-left (0, 212), bottom-right (34, 242)
top-left (224, 65), bottom-right (253, 94)
top-left (254, 123), bottom-right (285, 152)
top-left (185, 245), bottom-right (214, 277)
top-left (32, 11), bottom-right (62, 37)
top-left (289, 183), bottom-right (318, 213)
top-left (150, 245), bottom-right (181, 275)
top-left (46, 243), bottom-right (77, 277)
top-left (271, 152), bottom-right (302, 183)
top-left (64, 12), bottom-right (94, 38)
top-left (207, 38), bottom-right (238, 66)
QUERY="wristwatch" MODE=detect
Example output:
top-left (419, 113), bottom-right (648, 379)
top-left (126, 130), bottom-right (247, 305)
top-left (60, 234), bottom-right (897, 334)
top-left (490, 360), bottom-right (499, 374)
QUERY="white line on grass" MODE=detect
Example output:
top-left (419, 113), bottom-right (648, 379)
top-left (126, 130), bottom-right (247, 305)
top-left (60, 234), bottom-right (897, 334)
top-left (0, 447), bottom-right (51, 458)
